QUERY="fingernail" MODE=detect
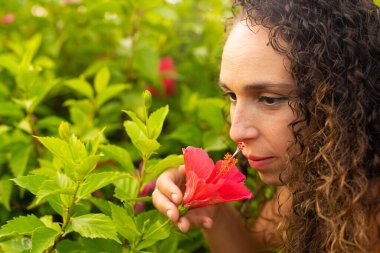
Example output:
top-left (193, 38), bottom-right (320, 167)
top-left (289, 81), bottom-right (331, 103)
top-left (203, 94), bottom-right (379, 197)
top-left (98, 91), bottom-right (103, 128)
top-left (177, 222), bottom-right (183, 231)
top-left (166, 210), bottom-right (173, 219)
top-left (171, 193), bottom-right (179, 203)
top-left (203, 220), bottom-right (212, 229)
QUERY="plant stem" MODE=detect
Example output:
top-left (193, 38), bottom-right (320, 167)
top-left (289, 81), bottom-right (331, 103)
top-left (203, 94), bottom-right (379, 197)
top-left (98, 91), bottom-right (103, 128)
top-left (45, 181), bottom-right (81, 253)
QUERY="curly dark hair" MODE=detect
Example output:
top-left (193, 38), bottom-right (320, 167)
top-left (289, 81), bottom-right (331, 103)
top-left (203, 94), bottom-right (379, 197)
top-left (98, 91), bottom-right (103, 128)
top-left (232, 0), bottom-right (380, 252)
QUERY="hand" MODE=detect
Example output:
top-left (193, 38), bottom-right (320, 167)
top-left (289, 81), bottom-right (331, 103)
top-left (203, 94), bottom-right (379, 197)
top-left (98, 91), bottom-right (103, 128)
top-left (152, 165), bottom-right (220, 232)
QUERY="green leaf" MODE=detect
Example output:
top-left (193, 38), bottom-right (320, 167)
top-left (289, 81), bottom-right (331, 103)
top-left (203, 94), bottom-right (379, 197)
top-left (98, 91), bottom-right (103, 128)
top-left (143, 155), bottom-right (183, 184)
top-left (0, 102), bottom-right (23, 119)
top-left (123, 110), bottom-right (147, 134)
top-left (157, 235), bottom-right (179, 253)
top-left (142, 213), bottom-right (171, 241)
top-left (196, 99), bottom-right (224, 130)
top-left (68, 135), bottom-right (88, 164)
top-left (28, 79), bottom-right (59, 112)
top-left (0, 237), bottom-right (32, 252)
top-left (0, 215), bottom-right (45, 238)
top-left (100, 145), bottom-right (136, 175)
top-left (89, 197), bottom-right (112, 217)
top-left (132, 40), bottom-right (159, 84)
top-left (73, 155), bottom-right (102, 179)
top-left (12, 174), bottom-right (49, 195)
top-left (96, 84), bottom-right (130, 108)
top-left (21, 34), bottom-right (42, 69)
top-left (71, 214), bottom-right (120, 243)
top-left (56, 239), bottom-right (85, 252)
top-left (39, 216), bottom-right (61, 232)
top-left (135, 138), bottom-right (160, 157)
top-left (65, 78), bottom-right (94, 99)
top-left (375, 0), bottom-right (380, 7)
top-left (94, 66), bottom-right (110, 95)
top-left (35, 173), bottom-right (75, 205)
top-left (0, 53), bottom-right (19, 75)
top-left (114, 176), bottom-right (139, 201)
top-left (86, 128), bottom-right (105, 156)
top-left (135, 211), bottom-right (171, 251)
top-left (77, 172), bottom-right (130, 199)
top-left (9, 144), bottom-right (32, 177)
top-left (110, 203), bottom-right (140, 241)
top-left (65, 238), bottom-right (121, 253)
top-left (124, 120), bottom-right (145, 143)
top-left (147, 105), bottom-right (169, 139)
top-left (203, 131), bottom-right (227, 151)
top-left (0, 176), bottom-right (12, 210)
top-left (36, 136), bottom-right (73, 166)
top-left (46, 195), bottom-right (65, 217)
top-left (31, 227), bottom-right (60, 253)
top-left (124, 120), bottom-right (160, 156)
top-left (167, 124), bottom-right (202, 147)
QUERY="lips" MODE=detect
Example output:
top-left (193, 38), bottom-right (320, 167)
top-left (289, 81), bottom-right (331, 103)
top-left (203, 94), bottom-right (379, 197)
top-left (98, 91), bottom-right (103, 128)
top-left (248, 157), bottom-right (275, 169)
top-left (242, 153), bottom-right (275, 169)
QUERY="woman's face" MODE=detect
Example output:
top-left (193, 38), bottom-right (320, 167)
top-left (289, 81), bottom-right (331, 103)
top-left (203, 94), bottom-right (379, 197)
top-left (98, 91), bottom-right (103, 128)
top-left (219, 21), bottom-right (296, 185)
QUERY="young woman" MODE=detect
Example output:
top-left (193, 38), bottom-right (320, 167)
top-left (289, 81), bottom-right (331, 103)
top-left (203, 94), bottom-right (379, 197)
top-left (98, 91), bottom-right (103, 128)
top-left (153, 0), bottom-right (380, 252)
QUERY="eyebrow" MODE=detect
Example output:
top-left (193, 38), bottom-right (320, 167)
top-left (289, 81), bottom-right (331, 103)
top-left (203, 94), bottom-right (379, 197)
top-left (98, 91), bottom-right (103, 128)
top-left (218, 82), bottom-right (294, 92)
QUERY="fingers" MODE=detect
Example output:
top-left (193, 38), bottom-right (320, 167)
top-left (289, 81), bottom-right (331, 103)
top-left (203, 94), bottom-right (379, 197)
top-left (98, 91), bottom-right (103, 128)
top-left (153, 166), bottom-right (187, 222)
top-left (155, 167), bottom-right (185, 205)
top-left (177, 210), bottom-right (214, 232)
top-left (153, 165), bottom-right (215, 232)
top-left (152, 188), bottom-right (180, 222)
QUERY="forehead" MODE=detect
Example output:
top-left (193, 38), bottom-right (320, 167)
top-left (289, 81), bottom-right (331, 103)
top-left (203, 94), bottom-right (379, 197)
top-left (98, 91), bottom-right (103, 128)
top-left (220, 21), bottom-right (293, 90)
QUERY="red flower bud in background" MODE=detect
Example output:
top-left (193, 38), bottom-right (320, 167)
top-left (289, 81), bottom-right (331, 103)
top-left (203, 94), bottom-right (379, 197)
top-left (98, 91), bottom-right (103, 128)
top-left (159, 57), bottom-right (176, 96)
top-left (0, 13), bottom-right (15, 25)
top-left (134, 180), bottom-right (156, 214)
top-left (180, 146), bottom-right (252, 210)
top-left (147, 56), bottom-right (176, 97)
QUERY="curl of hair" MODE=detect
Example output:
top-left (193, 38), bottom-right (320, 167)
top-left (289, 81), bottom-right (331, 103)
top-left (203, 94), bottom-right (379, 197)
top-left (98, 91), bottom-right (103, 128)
top-left (233, 0), bottom-right (380, 252)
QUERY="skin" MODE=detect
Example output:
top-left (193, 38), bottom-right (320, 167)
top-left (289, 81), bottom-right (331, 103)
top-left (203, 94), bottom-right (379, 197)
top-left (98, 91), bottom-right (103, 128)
top-left (153, 21), bottom-right (293, 252)
top-left (220, 21), bottom-right (296, 186)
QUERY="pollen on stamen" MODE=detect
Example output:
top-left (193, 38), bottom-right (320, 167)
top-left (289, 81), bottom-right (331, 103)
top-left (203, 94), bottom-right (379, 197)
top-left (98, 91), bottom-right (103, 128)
top-left (219, 153), bottom-right (238, 174)
top-left (232, 142), bottom-right (244, 158)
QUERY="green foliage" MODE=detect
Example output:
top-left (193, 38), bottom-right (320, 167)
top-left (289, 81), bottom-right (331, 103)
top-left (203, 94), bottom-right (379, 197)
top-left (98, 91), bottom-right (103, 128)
top-left (0, 0), bottom-right (243, 252)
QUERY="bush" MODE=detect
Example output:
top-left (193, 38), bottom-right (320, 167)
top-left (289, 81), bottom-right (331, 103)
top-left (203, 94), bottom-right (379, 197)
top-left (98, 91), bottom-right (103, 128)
top-left (0, 0), bottom-right (241, 252)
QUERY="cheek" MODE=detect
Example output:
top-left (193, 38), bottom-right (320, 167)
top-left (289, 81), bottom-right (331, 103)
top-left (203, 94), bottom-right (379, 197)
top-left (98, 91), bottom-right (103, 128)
top-left (270, 113), bottom-right (296, 153)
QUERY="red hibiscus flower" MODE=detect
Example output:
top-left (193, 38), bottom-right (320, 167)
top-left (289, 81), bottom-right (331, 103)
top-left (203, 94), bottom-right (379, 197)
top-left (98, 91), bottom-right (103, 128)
top-left (147, 56), bottom-right (176, 97)
top-left (159, 57), bottom-right (176, 96)
top-left (181, 146), bottom-right (253, 210)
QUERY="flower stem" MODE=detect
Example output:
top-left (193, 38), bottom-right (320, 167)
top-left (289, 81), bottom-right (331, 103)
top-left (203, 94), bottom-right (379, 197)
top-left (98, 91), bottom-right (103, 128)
top-left (178, 203), bottom-right (189, 216)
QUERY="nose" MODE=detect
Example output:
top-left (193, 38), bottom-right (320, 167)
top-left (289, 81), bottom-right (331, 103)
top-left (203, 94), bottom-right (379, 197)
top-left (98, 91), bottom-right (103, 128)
top-left (229, 102), bottom-right (259, 143)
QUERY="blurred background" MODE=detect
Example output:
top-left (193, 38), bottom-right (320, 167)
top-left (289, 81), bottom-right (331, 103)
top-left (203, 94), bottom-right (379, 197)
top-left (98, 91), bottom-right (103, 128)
top-left (0, 0), bottom-right (242, 252)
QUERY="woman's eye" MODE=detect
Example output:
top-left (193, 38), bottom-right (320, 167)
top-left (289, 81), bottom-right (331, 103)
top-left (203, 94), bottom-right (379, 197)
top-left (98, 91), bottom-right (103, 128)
top-left (223, 92), bottom-right (237, 102)
top-left (258, 96), bottom-right (288, 105)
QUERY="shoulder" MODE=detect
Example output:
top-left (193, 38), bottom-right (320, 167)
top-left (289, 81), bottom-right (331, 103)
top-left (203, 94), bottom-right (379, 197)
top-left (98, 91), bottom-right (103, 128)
top-left (252, 186), bottom-right (292, 248)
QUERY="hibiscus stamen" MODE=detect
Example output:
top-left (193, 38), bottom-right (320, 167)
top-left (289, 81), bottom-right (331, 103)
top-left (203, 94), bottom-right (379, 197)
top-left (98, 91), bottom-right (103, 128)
top-left (218, 143), bottom-right (244, 175)
top-left (232, 142), bottom-right (245, 158)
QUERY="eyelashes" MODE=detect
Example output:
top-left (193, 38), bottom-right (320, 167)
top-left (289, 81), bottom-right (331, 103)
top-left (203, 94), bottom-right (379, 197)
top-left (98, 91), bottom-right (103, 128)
top-left (258, 96), bottom-right (290, 106)
top-left (222, 92), bottom-right (290, 106)
top-left (222, 91), bottom-right (237, 102)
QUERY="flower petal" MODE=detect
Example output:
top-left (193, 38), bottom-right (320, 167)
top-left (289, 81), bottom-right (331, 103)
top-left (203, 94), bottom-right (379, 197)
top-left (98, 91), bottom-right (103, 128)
top-left (183, 146), bottom-right (214, 180)
top-left (207, 160), bottom-right (246, 184)
top-left (218, 181), bottom-right (253, 201)
top-left (183, 171), bottom-right (199, 205)
top-left (224, 165), bottom-right (246, 182)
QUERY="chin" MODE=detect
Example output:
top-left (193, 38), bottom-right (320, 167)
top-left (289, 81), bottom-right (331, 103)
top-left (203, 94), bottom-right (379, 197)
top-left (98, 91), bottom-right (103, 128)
top-left (258, 172), bottom-right (284, 186)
